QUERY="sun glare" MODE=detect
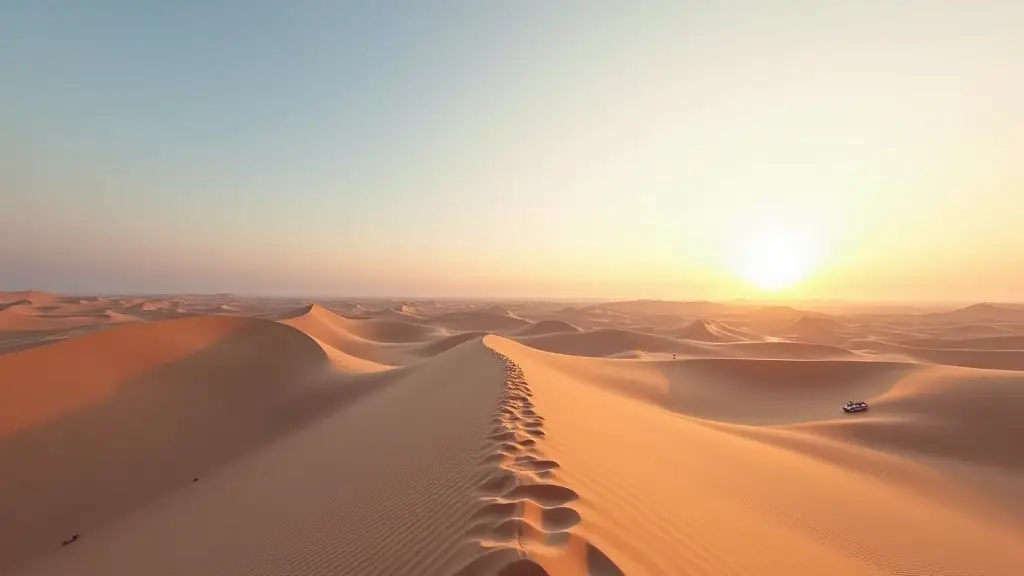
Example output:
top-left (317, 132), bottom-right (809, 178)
top-left (733, 232), bottom-right (816, 291)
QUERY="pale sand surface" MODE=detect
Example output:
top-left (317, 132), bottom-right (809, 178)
top-left (2, 292), bottom-right (1024, 575)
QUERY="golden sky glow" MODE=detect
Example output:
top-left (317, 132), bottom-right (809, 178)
top-left (3, 2), bottom-right (1023, 300)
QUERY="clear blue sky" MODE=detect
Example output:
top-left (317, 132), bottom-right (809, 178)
top-left (3, 1), bottom-right (1022, 300)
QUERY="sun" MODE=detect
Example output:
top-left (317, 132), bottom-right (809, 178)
top-left (732, 231), bottom-right (816, 291)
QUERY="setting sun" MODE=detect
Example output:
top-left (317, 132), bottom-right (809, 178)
top-left (733, 231), bottom-right (817, 291)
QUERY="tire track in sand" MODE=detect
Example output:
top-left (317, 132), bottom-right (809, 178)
top-left (450, 351), bottom-right (624, 575)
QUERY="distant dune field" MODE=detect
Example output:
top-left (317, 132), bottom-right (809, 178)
top-left (2, 292), bottom-right (1023, 575)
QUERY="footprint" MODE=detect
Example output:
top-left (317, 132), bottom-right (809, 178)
top-left (491, 518), bottom-right (548, 543)
top-left (470, 501), bottom-right (519, 521)
top-left (517, 459), bottom-right (559, 472)
top-left (495, 441), bottom-right (522, 455)
top-left (541, 506), bottom-right (582, 531)
top-left (502, 484), bottom-right (579, 507)
top-left (488, 431), bottom-right (517, 442)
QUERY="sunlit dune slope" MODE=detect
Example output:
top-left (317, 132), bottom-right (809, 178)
top-left (8, 337), bottom-right (524, 576)
top-left (277, 304), bottom-right (444, 368)
top-left (896, 334), bottom-right (1024, 350)
top-left (516, 327), bottom-right (856, 360)
top-left (671, 318), bottom-right (760, 342)
top-left (775, 315), bottom-right (850, 345)
top-left (498, 346), bottom-right (913, 425)
top-left (514, 319), bottom-right (582, 337)
top-left (784, 365), bottom-right (1024, 472)
top-left (0, 315), bottom-right (379, 572)
top-left (0, 305), bottom-right (111, 332)
top-left (486, 335), bottom-right (1024, 575)
top-left (844, 338), bottom-right (1024, 370)
top-left (278, 304), bottom-right (441, 343)
top-left (516, 328), bottom-right (711, 357)
top-left (426, 309), bottom-right (531, 332)
top-left (919, 322), bottom-right (1024, 337)
top-left (0, 290), bottom-right (60, 307)
top-left (926, 303), bottom-right (1024, 323)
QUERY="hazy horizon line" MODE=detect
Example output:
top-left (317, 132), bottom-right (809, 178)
top-left (5, 287), bottom-right (1019, 308)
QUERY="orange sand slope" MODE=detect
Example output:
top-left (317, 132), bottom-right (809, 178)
top-left (2, 294), bottom-right (1024, 575)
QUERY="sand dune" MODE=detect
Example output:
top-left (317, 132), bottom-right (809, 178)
top-left (278, 304), bottom-right (441, 343)
top-left (774, 315), bottom-right (850, 345)
top-left (516, 328), bottom-right (712, 357)
top-left (896, 334), bottom-right (1024, 350)
top-left (0, 290), bottom-right (60, 307)
top-left (515, 327), bottom-right (855, 361)
top-left (784, 365), bottom-right (1024, 471)
top-left (671, 318), bottom-right (753, 342)
top-left (926, 302), bottom-right (1024, 323)
top-left (5, 335), bottom-right (530, 576)
top-left (844, 338), bottom-right (1024, 371)
top-left (514, 320), bottom-right (582, 337)
top-left (427, 310), bottom-right (531, 332)
top-left (275, 304), bottom-right (447, 368)
top-left (3, 294), bottom-right (1024, 575)
top-left (0, 315), bottom-right (365, 571)
top-left (487, 336), bottom-right (1024, 575)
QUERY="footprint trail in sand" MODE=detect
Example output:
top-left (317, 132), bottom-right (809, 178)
top-left (453, 352), bottom-right (623, 575)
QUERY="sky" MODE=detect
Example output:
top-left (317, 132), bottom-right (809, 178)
top-left (2, 1), bottom-right (1022, 301)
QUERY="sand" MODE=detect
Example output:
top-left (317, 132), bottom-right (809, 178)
top-left (2, 294), bottom-right (1023, 575)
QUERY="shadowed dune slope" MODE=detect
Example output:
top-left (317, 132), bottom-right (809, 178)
top-left (8, 337), bottom-right (520, 576)
top-left (485, 336), bottom-right (1024, 575)
top-left (0, 315), bottom-right (396, 572)
top-left (410, 331), bottom-right (487, 357)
